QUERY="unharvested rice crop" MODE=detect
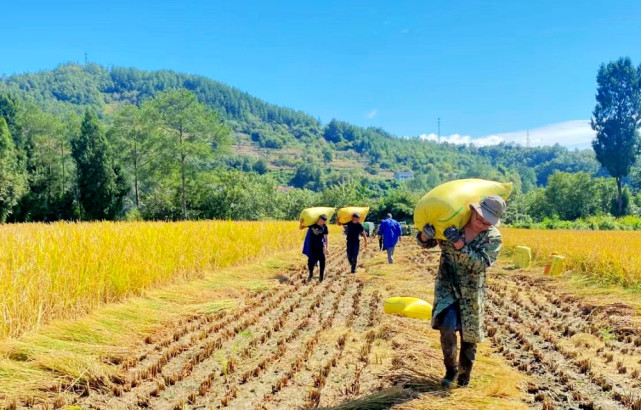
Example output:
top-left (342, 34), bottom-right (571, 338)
top-left (502, 228), bottom-right (641, 287)
top-left (0, 220), bottom-right (303, 338)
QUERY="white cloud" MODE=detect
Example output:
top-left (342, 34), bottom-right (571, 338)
top-left (417, 133), bottom-right (503, 147)
top-left (410, 120), bottom-right (595, 149)
top-left (482, 120), bottom-right (595, 149)
top-left (367, 109), bottom-right (378, 119)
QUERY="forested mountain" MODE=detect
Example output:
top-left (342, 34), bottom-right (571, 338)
top-left (1, 62), bottom-right (632, 224)
top-left (0, 63), bottom-right (601, 187)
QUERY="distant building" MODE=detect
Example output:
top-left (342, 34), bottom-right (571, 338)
top-left (394, 171), bottom-right (414, 181)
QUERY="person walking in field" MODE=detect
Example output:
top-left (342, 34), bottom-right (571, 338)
top-left (343, 213), bottom-right (368, 273)
top-left (303, 214), bottom-right (329, 282)
top-left (416, 195), bottom-right (505, 388)
top-left (379, 213), bottom-right (402, 263)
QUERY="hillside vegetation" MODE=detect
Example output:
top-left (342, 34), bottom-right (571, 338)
top-left (1, 63), bottom-right (639, 224)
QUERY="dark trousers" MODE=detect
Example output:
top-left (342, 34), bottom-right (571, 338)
top-left (435, 302), bottom-right (477, 373)
top-left (307, 252), bottom-right (326, 281)
top-left (346, 241), bottom-right (359, 273)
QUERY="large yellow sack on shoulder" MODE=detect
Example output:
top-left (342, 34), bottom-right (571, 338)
top-left (414, 179), bottom-right (512, 240)
top-left (337, 206), bottom-right (369, 225)
top-left (299, 207), bottom-right (335, 229)
top-left (383, 296), bottom-right (432, 320)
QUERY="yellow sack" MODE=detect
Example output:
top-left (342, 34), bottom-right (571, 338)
top-left (414, 179), bottom-right (512, 240)
top-left (383, 297), bottom-right (432, 320)
top-left (337, 206), bottom-right (369, 225)
top-left (299, 207), bottom-right (335, 229)
top-left (514, 246), bottom-right (532, 269)
top-left (544, 254), bottom-right (565, 276)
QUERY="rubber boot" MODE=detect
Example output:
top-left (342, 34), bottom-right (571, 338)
top-left (458, 341), bottom-right (477, 387)
top-left (440, 329), bottom-right (458, 388)
top-left (442, 366), bottom-right (458, 388)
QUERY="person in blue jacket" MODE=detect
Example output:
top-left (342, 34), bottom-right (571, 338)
top-left (378, 213), bottom-right (402, 263)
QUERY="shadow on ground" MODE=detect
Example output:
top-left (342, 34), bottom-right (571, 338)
top-left (325, 374), bottom-right (449, 410)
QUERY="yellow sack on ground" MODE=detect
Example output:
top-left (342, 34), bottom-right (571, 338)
top-left (337, 206), bottom-right (369, 225)
top-left (414, 179), bottom-right (512, 240)
top-left (299, 207), bottom-right (336, 229)
top-left (514, 246), bottom-right (532, 269)
top-left (544, 254), bottom-right (566, 276)
top-left (383, 296), bottom-right (432, 320)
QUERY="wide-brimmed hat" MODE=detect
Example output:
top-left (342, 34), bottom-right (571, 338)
top-left (470, 195), bottom-right (506, 226)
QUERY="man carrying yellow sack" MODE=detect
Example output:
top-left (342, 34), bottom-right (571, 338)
top-left (343, 213), bottom-right (367, 273)
top-left (416, 195), bottom-right (505, 388)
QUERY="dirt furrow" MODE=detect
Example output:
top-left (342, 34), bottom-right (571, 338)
top-left (165, 271), bottom-right (345, 408)
top-left (221, 274), bottom-right (353, 409)
top-left (486, 287), bottom-right (640, 409)
top-left (263, 276), bottom-right (363, 409)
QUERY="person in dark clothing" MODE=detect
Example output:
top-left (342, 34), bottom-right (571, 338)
top-left (342, 213), bottom-right (367, 273)
top-left (303, 214), bottom-right (329, 282)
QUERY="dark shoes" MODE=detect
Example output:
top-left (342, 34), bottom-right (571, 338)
top-left (457, 370), bottom-right (471, 387)
top-left (441, 367), bottom-right (458, 388)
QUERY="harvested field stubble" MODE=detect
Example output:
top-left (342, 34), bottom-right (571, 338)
top-left (8, 232), bottom-right (639, 409)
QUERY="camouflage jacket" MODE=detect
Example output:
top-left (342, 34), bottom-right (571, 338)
top-left (418, 227), bottom-right (502, 343)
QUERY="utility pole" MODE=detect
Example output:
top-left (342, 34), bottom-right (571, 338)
top-left (437, 117), bottom-right (441, 143)
top-left (84, 52), bottom-right (88, 65)
top-left (526, 129), bottom-right (530, 148)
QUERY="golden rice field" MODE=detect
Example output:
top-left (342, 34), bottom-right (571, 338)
top-left (0, 220), bottom-right (303, 339)
top-left (502, 227), bottom-right (641, 287)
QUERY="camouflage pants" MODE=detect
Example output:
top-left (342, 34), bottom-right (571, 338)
top-left (435, 302), bottom-right (477, 372)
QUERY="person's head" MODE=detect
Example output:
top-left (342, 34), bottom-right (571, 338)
top-left (469, 195), bottom-right (506, 231)
top-left (317, 214), bottom-right (328, 226)
top-left (352, 213), bottom-right (361, 223)
top-left (386, 213), bottom-right (392, 219)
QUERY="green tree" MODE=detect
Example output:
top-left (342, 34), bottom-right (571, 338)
top-left (71, 110), bottom-right (128, 220)
top-left (109, 105), bottom-right (156, 209)
top-left (591, 57), bottom-right (641, 216)
top-left (145, 89), bottom-right (231, 219)
top-left (13, 106), bottom-right (75, 221)
top-left (0, 118), bottom-right (25, 221)
top-left (542, 172), bottom-right (616, 220)
top-left (290, 162), bottom-right (324, 190)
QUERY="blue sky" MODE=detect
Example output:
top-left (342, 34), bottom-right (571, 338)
top-left (1, 1), bottom-right (640, 147)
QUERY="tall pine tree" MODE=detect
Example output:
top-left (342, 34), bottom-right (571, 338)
top-left (145, 89), bottom-right (230, 219)
top-left (591, 57), bottom-right (641, 216)
top-left (71, 110), bottom-right (128, 220)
